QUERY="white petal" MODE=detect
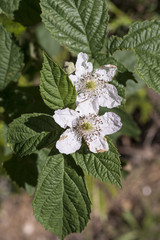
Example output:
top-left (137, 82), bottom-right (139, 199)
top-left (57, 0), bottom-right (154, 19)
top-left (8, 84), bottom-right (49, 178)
top-left (76, 92), bottom-right (88, 103)
top-left (85, 134), bottom-right (109, 153)
top-left (53, 108), bottom-right (79, 128)
top-left (76, 99), bottom-right (99, 115)
top-left (69, 74), bottom-right (79, 86)
top-left (56, 129), bottom-right (82, 154)
top-left (98, 84), bottom-right (122, 108)
top-left (75, 52), bottom-right (93, 78)
top-left (99, 112), bottom-right (122, 136)
top-left (93, 64), bottom-right (117, 82)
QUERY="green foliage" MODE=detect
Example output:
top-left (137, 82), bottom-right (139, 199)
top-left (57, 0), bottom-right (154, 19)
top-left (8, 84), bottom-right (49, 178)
top-left (33, 154), bottom-right (91, 240)
top-left (0, 14), bottom-right (26, 36)
top-left (0, 25), bottom-right (23, 90)
top-left (40, 0), bottom-right (108, 56)
top-left (107, 20), bottom-right (160, 94)
top-left (72, 138), bottom-right (121, 187)
top-left (36, 23), bottom-right (61, 58)
top-left (0, 0), bottom-right (21, 19)
top-left (7, 113), bottom-right (62, 156)
top-left (126, 88), bottom-right (153, 124)
top-left (40, 54), bottom-right (76, 109)
top-left (2, 1), bottom-right (160, 239)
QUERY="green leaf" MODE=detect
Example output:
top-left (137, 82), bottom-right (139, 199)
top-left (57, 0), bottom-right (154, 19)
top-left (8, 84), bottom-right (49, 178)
top-left (7, 113), bottom-right (62, 156)
top-left (108, 20), bottom-right (160, 94)
top-left (36, 23), bottom-right (61, 58)
top-left (0, 14), bottom-right (26, 36)
top-left (111, 80), bottom-right (126, 108)
top-left (33, 154), bottom-right (91, 240)
top-left (0, 0), bottom-right (21, 19)
top-left (112, 50), bottom-right (145, 96)
top-left (40, 0), bottom-right (108, 56)
top-left (40, 54), bottom-right (76, 110)
top-left (72, 138), bottom-right (121, 187)
top-left (99, 107), bottom-right (141, 140)
top-left (36, 148), bottom-right (50, 173)
top-left (0, 25), bottom-right (23, 90)
top-left (3, 154), bottom-right (38, 188)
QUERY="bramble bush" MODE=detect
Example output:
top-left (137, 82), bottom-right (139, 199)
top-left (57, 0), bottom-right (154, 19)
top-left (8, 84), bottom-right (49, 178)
top-left (0, 0), bottom-right (160, 239)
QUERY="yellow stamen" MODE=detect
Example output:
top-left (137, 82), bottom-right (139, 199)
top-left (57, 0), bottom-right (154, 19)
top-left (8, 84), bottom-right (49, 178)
top-left (81, 122), bottom-right (93, 131)
top-left (86, 80), bottom-right (96, 89)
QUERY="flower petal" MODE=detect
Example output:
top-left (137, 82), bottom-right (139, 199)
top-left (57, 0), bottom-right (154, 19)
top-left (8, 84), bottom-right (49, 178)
top-left (75, 52), bottom-right (93, 78)
top-left (84, 134), bottom-right (109, 153)
top-left (53, 108), bottom-right (79, 128)
top-left (98, 83), bottom-right (122, 108)
top-left (56, 129), bottom-right (82, 154)
top-left (99, 112), bottom-right (122, 136)
top-left (69, 74), bottom-right (79, 86)
top-left (94, 64), bottom-right (117, 82)
top-left (76, 99), bottom-right (99, 115)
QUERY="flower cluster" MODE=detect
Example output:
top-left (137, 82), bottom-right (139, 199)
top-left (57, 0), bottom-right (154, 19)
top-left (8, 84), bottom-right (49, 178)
top-left (53, 53), bottom-right (122, 154)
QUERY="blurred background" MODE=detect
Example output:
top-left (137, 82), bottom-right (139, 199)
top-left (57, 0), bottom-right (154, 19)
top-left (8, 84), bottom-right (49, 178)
top-left (0, 0), bottom-right (160, 239)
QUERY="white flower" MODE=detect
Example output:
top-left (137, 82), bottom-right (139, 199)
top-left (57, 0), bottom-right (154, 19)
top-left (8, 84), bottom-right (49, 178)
top-left (53, 100), bottom-right (122, 155)
top-left (69, 52), bottom-right (122, 108)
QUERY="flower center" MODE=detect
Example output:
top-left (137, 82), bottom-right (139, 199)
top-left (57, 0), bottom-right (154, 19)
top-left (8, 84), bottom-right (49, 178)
top-left (81, 122), bottom-right (93, 131)
top-left (86, 80), bottom-right (96, 89)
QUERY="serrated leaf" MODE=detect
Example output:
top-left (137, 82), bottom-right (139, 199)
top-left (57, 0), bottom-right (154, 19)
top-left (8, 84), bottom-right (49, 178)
top-left (108, 20), bottom-right (160, 94)
top-left (111, 79), bottom-right (126, 108)
top-left (7, 113), bottom-right (62, 156)
top-left (33, 154), bottom-right (91, 240)
top-left (0, 25), bottom-right (23, 90)
top-left (40, 0), bottom-right (108, 56)
top-left (112, 50), bottom-right (145, 96)
top-left (106, 35), bottom-right (123, 55)
top-left (72, 138), bottom-right (121, 187)
top-left (0, 0), bottom-right (21, 19)
top-left (99, 107), bottom-right (141, 140)
top-left (36, 148), bottom-right (50, 173)
top-left (40, 54), bottom-right (76, 110)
